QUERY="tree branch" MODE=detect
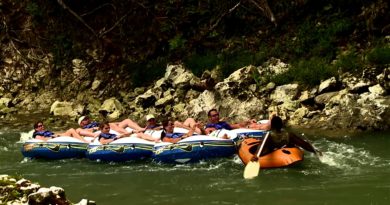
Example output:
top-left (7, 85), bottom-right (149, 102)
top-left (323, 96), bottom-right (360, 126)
top-left (209, 1), bottom-right (242, 31)
top-left (98, 11), bottom-right (131, 38)
top-left (248, 0), bottom-right (276, 25)
top-left (56, 0), bottom-right (99, 39)
top-left (80, 3), bottom-right (115, 17)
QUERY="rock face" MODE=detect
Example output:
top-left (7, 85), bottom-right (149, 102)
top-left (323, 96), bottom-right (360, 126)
top-left (125, 63), bottom-right (389, 131)
top-left (0, 175), bottom-right (95, 205)
top-left (0, 52), bottom-right (389, 132)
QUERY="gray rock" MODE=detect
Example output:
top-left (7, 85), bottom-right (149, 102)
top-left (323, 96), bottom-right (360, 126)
top-left (50, 101), bottom-right (78, 117)
top-left (100, 98), bottom-right (124, 120)
top-left (319, 77), bottom-right (338, 94)
top-left (270, 84), bottom-right (299, 103)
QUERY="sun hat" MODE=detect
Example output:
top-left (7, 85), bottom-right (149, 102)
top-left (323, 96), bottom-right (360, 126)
top-left (78, 116), bottom-right (87, 125)
top-left (146, 114), bottom-right (155, 121)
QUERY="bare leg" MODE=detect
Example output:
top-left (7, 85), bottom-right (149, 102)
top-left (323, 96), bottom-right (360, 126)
top-left (135, 132), bottom-right (159, 142)
top-left (60, 128), bottom-right (89, 143)
top-left (108, 123), bottom-right (128, 134)
top-left (76, 128), bottom-right (99, 138)
top-left (116, 119), bottom-right (145, 132)
top-left (109, 119), bottom-right (145, 134)
top-left (174, 118), bottom-right (202, 134)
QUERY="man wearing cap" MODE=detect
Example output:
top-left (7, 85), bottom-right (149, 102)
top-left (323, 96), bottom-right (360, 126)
top-left (145, 114), bottom-right (162, 130)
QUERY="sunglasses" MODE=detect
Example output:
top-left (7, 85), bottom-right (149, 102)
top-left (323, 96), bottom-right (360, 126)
top-left (37, 124), bottom-right (44, 127)
top-left (210, 114), bottom-right (219, 117)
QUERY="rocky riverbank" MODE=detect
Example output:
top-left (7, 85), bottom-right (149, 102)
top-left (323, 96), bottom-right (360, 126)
top-left (0, 175), bottom-right (95, 205)
top-left (1, 56), bottom-right (389, 133)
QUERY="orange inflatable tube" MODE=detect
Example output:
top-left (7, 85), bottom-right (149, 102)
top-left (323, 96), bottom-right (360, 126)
top-left (238, 138), bottom-right (304, 168)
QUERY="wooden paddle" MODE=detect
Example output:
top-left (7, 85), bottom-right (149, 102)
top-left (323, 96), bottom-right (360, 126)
top-left (243, 131), bottom-right (270, 179)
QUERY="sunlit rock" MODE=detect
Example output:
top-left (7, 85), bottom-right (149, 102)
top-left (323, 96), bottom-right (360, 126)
top-left (368, 84), bottom-right (386, 96)
top-left (100, 97), bottom-right (124, 120)
top-left (270, 84), bottom-right (299, 103)
top-left (319, 77), bottom-right (338, 94)
top-left (50, 101), bottom-right (78, 117)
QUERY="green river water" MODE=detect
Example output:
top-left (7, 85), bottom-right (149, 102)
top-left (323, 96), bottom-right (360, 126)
top-left (1, 121), bottom-right (389, 205)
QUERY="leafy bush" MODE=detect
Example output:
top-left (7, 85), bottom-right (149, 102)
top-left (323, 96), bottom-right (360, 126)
top-left (220, 51), bottom-right (258, 77)
top-left (25, 1), bottom-right (42, 17)
top-left (184, 53), bottom-right (219, 76)
top-left (129, 58), bottom-right (167, 87)
top-left (185, 49), bottom-right (267, 78)
top-left (366, 46), bottom-right (390, 65)
top-left (273, 57), bottom-right (336, 87)
top-left (280, 17), bottom-right (352, 62)
top-left (334, 47), bottom-right (364, 73)
top-left (169, 35), bottom-right (186, 51)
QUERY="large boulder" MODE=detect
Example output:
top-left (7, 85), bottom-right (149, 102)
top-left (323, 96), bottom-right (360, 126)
top-left (50, 101), bottom-right (79, 117)
top-left (185, 90), bottom-right (218, 120)
top-left (135, 89), bottom-right (158, 109)
top-left (164, 64), bottom-right (201, 87)
top-left (318, 77), bottom-right (339, 94)
top-left (100, 97), bottom-right (124, 120)
top-left (270, 84), bottom-right (299, 103)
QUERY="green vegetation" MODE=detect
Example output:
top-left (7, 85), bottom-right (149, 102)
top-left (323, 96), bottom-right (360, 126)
top-left (184, 50), bottom-right (267, 78)
top-left (184, 53), bottom-right (219, 76)
top-left (367, 46), bottom-right (390, 66)
top-left (127, 58), bottom-right (167, 87)
top-left (0, 175), bottom-right (23, 203)
top-left (334, 47), bottom-right (364, 73)
top-left (1, 0), bottom-right (388, 88)
top-left (272, 57), bottom-right (336, 87)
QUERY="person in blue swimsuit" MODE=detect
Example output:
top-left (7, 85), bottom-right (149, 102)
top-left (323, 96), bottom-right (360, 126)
top-left (32, 121), bottom-right (89, 142)
top-left (98, 122), bottom-right (131, 144)
top-left (204, 109), bottom-right (273, 135)
top-left (204, 108), bottom-right (246, 134)
top-left (160, 120), bottom-right (196, 143)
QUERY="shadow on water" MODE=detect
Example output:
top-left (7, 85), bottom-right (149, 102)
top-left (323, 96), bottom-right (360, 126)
top-left (1, 117), bottom-right (390, 204)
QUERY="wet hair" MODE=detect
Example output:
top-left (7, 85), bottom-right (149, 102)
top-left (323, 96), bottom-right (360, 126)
top-left (99, 121), bottom-right (110, 130)
top-left (270, 116), bottom-right (283, 131)
top-left (208, 108), bottom-right (218, 117)
top-left (33, 121), bottom-right (43, 129)
top-left (162, 119), bottom-right (169, 128)
top-left (161, 119), bottom-right (174, 131)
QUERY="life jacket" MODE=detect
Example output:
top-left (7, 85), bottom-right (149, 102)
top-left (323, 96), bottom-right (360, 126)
top-left (205, 121), bottom-right (232, 130)
top-left (32, 130), bottom-right (54, 138)
top-left (160, 132), bottom-right (184, 140)
top-left (98, 132), bottom-right (117, 141)
top-left (83, 122), bottom-right (100, 129)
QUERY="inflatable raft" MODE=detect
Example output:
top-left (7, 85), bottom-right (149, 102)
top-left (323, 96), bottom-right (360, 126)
top-left (238, 137), bottom-right (304, 168)
top-left (21, 136), bottom-right (90, 159)
top-left (153, 135), bottom-right (237, 163)
top-left (86, 136), bottom-right (155, 162)
top-left (230, 128), bottom-right (267, 138)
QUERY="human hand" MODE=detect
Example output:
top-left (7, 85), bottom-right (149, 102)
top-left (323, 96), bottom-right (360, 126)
top-left (205, 127), bottom-right (216, 134)
top-left (250, 119), bottom-right (257, 124)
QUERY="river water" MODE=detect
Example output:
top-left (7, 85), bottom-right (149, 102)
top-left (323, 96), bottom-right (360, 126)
top-left (1, 120), bottom-right (389, 205)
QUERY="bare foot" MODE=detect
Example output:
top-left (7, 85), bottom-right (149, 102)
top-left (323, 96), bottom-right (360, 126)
top-left (136, 128), bottom-right (146, 133)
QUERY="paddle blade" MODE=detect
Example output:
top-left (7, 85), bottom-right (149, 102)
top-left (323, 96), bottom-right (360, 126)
top-left (243, 161), bottom-right (260, 179)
